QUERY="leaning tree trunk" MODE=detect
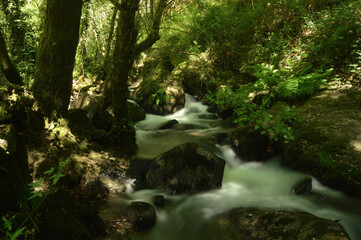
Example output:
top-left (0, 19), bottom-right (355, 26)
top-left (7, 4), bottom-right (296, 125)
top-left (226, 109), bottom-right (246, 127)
top-left (108, 0), bottom-right (140, 148)
top-left (0, 30), bottom-right (22, 85)
top-left (32, 0), bottom-right (82, 116)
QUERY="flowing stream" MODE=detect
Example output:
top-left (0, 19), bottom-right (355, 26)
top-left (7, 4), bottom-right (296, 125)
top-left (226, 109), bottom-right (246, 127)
top-left (100, 94), bottom-right (361, 240)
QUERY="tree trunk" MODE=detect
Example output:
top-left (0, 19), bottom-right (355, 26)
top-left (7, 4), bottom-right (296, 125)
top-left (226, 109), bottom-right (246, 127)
top-left (32, 0), bottom-right (83, 116)
top-left (0, 30), bottom-right (22, 85)
top-left (108, 0), bottom-right (140, 148)
top-left (104, 7), bottom-right (118, 73)
top-left (0, 0), bottom-right (26, 61)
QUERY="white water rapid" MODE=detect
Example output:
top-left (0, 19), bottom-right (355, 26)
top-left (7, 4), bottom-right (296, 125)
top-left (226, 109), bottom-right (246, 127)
top-left (100, 94), bottom-right (361, 240)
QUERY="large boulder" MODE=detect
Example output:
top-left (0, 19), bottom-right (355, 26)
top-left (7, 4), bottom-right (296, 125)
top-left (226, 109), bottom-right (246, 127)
top-left (127, 100), bottom-right (146, 122)
top-left (282, 88), bottom-right (361, 197)
top-left (230, 126), bottom-right (274, 161)
top-left (143, 143), bottom-right (225, 194)
top-left (204, 208), bottom-right (350, 240)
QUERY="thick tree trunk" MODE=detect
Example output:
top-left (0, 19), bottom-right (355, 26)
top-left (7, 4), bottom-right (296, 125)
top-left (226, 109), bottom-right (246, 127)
top-left (32, 0), bottom-right (82, 116)
top-left (108, 0), bottom-right (140, 148)
top-left (0, 30), bottom-right (22, 85)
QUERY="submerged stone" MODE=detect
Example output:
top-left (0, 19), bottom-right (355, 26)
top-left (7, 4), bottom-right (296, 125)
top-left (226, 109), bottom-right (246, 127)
top-left (292, 177), bottom-right (313, 195)
top-left (152, 195), bottom-right (165, 208)
top-left (159, 119), bottom-right (179, 130)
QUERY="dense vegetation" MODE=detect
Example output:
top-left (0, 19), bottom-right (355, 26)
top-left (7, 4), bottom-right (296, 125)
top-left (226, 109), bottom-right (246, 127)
top-left (0, 0), bottom-right (360, 239)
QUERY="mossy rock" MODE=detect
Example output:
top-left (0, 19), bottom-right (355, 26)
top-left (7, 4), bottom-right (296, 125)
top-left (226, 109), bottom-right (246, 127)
top-left (204, 208), bottom-right (350, 240)
top-left (282, 88), bottom-right (361, 196)
top-left (230, 126), bottom-right (274, 161)
top-left (143, 143), bottom-right (225, 194)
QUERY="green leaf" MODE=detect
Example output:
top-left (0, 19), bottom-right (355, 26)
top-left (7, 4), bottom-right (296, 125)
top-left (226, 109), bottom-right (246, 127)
top-left (2, 216), bottom-right (12, 231)
top-left (43, 167), bottom-right (55, 175)
top-left (10, 227), bottom-right (26, 240)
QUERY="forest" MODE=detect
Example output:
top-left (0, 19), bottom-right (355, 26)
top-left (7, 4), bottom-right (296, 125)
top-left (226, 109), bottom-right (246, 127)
top-left (1, 0), bottom-right (361, 239)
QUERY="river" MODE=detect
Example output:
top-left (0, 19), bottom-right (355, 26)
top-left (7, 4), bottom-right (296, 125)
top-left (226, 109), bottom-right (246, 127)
top-left (100, 94), bottom-right (361, 240)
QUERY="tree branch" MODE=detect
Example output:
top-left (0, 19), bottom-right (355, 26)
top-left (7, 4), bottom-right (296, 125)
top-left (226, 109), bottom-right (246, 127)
top-left (133, 0), bottom-right (168, 57)
top-left (108, 0), bottom-right (122, 10)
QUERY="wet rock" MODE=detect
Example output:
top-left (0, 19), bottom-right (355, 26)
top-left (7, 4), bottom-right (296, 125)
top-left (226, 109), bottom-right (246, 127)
top-left (197, 113), bottom-right (219, 120)
top-left (145, 143), bottom-right (225, 194)
top-left (152, 195), bottom-right (165, 208)
top-left (84, 179), bottom-right (110, 201)
top-left (292, 177), bottom-right (313, 195)
top-left (230, 126), bottom-right (273, 161)
top-left (208, 132), bottom-right (230, 145)
top-left (207, 103), bottom-right (218, 114)
top-left (159, 119), bottom-right (179, 130)
top-left (127, 100), bottom-right (146, 122)
top-left (123, 201), bottom-right (156, 231)
top-left (205, 208), bottom-right (350, 240)
top-left (282, 88), bottom-right (361, 196)
top-left (217, 108), bottom-right (234, 119)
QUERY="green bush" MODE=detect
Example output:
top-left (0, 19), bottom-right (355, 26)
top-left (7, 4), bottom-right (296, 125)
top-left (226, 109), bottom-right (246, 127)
top-left (306, 1), bottom-right (361, 69)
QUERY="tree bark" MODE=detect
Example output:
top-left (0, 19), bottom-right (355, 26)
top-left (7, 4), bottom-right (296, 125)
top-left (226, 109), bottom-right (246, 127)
top-left (104, 7), bottom-right (119, 73)
top-left (32, 0), bottom-right (83, 116)
top-left (108, 0), bottom-right (140, 147)
top-left (0, 30), bottom-right (22, 85)
top-left (133, 0), bottom-right (168, 56)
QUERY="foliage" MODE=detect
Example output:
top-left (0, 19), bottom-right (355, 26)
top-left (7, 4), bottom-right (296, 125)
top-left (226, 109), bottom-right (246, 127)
top-left (1, 216), bottom-right (27, 240)
top-left (206, 85), bottom-right (300, 142)
top-left (148, 87), bottom-right (168, 106)
top-left (0, 157), bottom-right (71, 240)
top-left (74, 0), bottom-right (114, 79)
top-left (206, 61), bottom-right (332, 142)
top-left (305, 1), bottom-right (361, 70)
top-left (0, 0), bottom-right (43, 84)
top-left (318, 151), bottom-right (334, 171)
top-left (252, 63), bottom-right (332, 99)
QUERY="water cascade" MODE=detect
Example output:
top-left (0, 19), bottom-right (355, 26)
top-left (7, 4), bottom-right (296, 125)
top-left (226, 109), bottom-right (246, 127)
top-left (100, 94), bottom-right (361, 240)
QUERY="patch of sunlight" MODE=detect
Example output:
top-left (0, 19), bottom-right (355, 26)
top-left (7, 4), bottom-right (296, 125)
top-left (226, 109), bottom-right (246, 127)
top-left (89, 150), bottom-right (103, 160)
top-left (351, 140), bottom-right (361, 152)
top-left (315, 90), bottom-right (343, 100)
top-left (0, 139), bottom-right (8, 152)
